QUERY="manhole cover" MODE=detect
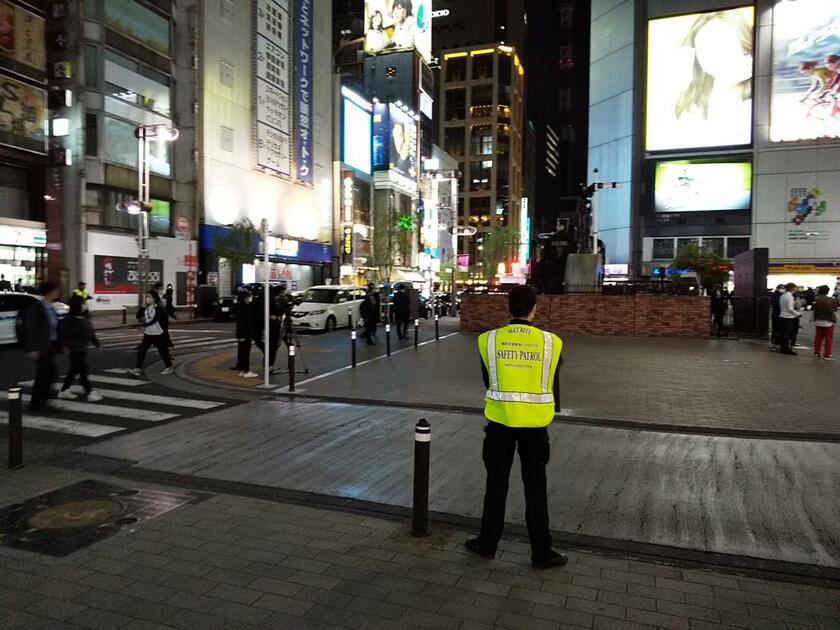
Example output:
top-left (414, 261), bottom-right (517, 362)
top-left (29, 500), bottom-right (122, 530)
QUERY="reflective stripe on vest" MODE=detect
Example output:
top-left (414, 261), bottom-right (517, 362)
top-left (485, 328), bottom-right (554, 404)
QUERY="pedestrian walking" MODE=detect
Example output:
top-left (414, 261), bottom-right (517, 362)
top-left (776, 283), bottom-right (801, 356)
top-left (710, 286), bottom-right (727, 338)
top-left (23, 282), bottom-right (61, 411)
top-left (466, 285), bottom-right (568, 570)
top-left (812, 285), bottom-right (837, 360)
top-left (151, 282), bottom-right (174, 349)
top-left (235, 289), bottom-right (259, 378)
top-left (360, 283), bottom-right (380, 345)
top-left (770, 284), bottom-right (785, 347)
top-left (393, 284), bottom-right (410, 340)
top-left (57, 295), bottom-right (102, 402)
top-left (128, 291), bottom-right (174, 376)
top-left (164, 284), bottom-right (177, 320)
top-left (0, 274), bottom-right (10, 291)
top-left (791, 291), bottom-right (808, 349)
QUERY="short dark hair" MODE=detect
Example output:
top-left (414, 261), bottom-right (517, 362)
top-left (68, 294), bottom-right (84, 316)
top-left (508, 285), bottom-right (537, 318)
top-left (818, 285), bottom-right (830, 295)
top-left (39, 281), bottom-right (58, 296)
top-left (785, 282), bottom-right (798, 291)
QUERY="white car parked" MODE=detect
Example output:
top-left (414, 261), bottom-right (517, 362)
top-left (291, 285), bottom-right (367, 332)
top-left (0, 293), bottom-right (70, 346)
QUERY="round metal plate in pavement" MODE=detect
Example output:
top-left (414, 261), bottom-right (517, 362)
top-left (28, 500), bottom-right (123, 530)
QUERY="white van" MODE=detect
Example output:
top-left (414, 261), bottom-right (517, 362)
top-left (291, 285), bottom-right (367, 332)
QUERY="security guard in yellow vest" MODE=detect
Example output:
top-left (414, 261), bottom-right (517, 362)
top-left (72, 282), bottom-right (92, 317)
top-left (466, 285), bottom-right (567, 570)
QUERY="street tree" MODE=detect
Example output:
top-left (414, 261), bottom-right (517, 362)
top-left (212, 219), bottom-right (260, 292)
top-left (479, 224), bottom-right (520, 281)
top-left (670, 242), bottom-right (730, 290)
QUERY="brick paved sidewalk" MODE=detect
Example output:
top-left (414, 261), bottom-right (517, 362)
top-left (2, 466), bottom-right (838, 630)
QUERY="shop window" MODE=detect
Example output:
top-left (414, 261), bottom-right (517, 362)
top-left (85, 113), bottom-right (98, 157)
top-left (702, 237), bottom-right (724, 257)
top-left (652, 238), bottom-right (674, 260)
top-left (471, 53), bottom-right (493, 80)
top-left (104, 0), bottom-right (170, 55)
top-left (446, 56), bottom-right (466, 82)
top-left (444, 127), bottom-right (464, 157)
top-left (470, 125), bottom-right (493, 155)
top-left (84, 45), bottom-right (99, 89)
top-left (445, 87), bottom-right (465, 121)
top-left (727, 237), bottom-right (750, 258)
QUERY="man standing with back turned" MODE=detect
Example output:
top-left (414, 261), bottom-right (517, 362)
top-left (466, 285), bottom-right (567, 570)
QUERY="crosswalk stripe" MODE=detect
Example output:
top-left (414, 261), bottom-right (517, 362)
top-left (0, 412), bottom-right (125, 437)
top-left (21, 394), bottom-right (178, 422)
top-left (102, 336), bottom-right (231, 350)
top-left (22, 375), bottom-right (150, 387)
top-left (42, 384), bottom-right (223, 409)
top-left (101, 335), bottom-right (219, 349)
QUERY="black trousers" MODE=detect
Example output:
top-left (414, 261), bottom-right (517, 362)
top-left (363, 320), bottom-right (378, 343)
top-left (31, 345), bottom-right (58, 408)
top-left (396, 314), bottom-right (410, 339)
top-left (236, 338), bottom-right (252, 372)
top-left (255, 322), bottom-right (281, 366)
top-left (136, 334), bottom-right (173, 368)
top-left (771, 315), bottom-right (780, 344)
top-left (477, 422), bottom-right (552, 562)
top-left (62, 351), bottom-right (91, 393)
top-left (777, 318), bottom-right (795, 352)
top-left (712, 312), bottom-right (725, 337)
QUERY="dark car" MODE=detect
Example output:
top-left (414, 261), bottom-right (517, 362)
top-left (212, 294), bottom-right (239, 322)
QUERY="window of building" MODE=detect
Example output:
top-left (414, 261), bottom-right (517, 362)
top-left (470, 160), bottom-right (492, 192)
top-left (221, 0), bottom-right (235, 23)
top-left (104, 0), bottom-right (170, 55)
top-left (84, 45), bottom-right (98, 89)
top-left (444, 127), bottom-right (465, 157)
top-left (85, 113), bottom-right (98, 157)
top-left (220, 126), bottom-right (233, 152)
top-left (558, 4), bottom-right (574, 28)
top-left (471, 53), bottom-right (493, 81)
top-left (220, 59), bottom-right (234, 88)
top-left (471, 84), bottom-right (493, 107)
top-left (104, 50), bottom-right (171, 117)
top-left (444, 87), bottom-right (465, 121)
top-left (103, 116), bottom-right (171, 177)
top-left (702, 237), bottom-right (724, 257)
top-left (498, 56), bottom-right (511, 85)
top-left (470, 125), bottom-right (493, 155)
top-left (0, 165), bottom-right (29, 221)
top-left (95, 187), bottom-right (170, 235)
top-left (727, 237), bottom-right (750, 258)
top-left (446, 56), bottom-right (466, 82)
top-left (652, 238), bottom-right (675, 260)
top-left (148, 199), bottom-right (171, 235)
top-left (676, 238), bottom-right (699, 253)
top-left (497, 128), bottom-right (510, 156)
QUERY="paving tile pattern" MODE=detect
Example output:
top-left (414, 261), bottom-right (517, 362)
top-left (1, 466), bottom-right (838, 630)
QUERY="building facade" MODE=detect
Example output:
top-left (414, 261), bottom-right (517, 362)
top-left (589, 0), bottom-right (840, 287)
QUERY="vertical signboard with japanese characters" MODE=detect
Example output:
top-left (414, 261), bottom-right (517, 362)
top-left (294, 0), bottom-right (313, 185)
top-left (255, 0), bottom-right (292, 176)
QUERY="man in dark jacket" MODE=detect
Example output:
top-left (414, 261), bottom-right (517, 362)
top-left (235, 289), bottom-right (258, 378)
top-left (770, 284), bottom-right (785, 347)
top-left (360, 283), bottom-right (380, 345)
top-left (151, 282), bottom-right (173, 348)
top-left (393, 285), bottom-right (410, 340)
top-left (24, 282), bottom-right (61, 411)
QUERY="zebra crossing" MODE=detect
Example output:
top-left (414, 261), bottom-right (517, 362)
top-left (2, 371), bottom-right (227, 440)
top-left (95, 327), bottom-right (235, 354)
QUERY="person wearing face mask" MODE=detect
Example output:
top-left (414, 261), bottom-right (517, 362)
top-left (128, 291), bottom-right (174, 376)
top-left (235, 289), bottom-right (259, 378)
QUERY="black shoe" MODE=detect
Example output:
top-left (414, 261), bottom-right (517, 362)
top-left (532, 550), bottom-right (569, 570)
top-left (464, 538), bottom-right (495, 559)
top-left (781, 350), bottom-right (798, 356)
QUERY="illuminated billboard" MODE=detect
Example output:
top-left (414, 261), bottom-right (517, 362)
top-left (341, 88), bottom-right (372, 175)
top-left (364, 0), bottom-right (432, 64)
top-left (372, 102), bottom-right (417, 179)
top-left (654, 160), bottom-right (752, 213)
top-left (645, 7), bottom-right (754, 151)
top-left (770, 0), bottom-right (840, 142)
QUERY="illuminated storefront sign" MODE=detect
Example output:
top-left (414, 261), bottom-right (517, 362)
top-left (519, 197), bottom-right (530, 263)
top-left (342, 224), bottom-right (353, 257)
top-left (645, 6), bottom-right (754, 151)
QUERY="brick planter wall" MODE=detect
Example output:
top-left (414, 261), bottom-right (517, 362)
top-left (460, 294), bottom-right (710, 337)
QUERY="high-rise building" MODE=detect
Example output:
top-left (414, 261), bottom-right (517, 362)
top-left (439, 44), bottom-right (525, 275)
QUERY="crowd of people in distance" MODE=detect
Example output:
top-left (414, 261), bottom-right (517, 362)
top-left (769, 282), bottom-right (839, 359)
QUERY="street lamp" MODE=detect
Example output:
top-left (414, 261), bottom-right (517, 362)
top-left (126, 124), bottom-right (179, 304)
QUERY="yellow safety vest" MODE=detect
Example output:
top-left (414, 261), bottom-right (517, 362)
top-left (478, 323), bottom-right (563, 428)
top-left (73, 288), bottom-right (89, 299)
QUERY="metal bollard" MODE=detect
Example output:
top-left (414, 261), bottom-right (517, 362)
top-left (435, 309), bottom-right (440, 341)
top-left (385, 323), bottom-right (391, 356)
top-left (351, 329), bottom-right (357, 367)
top-left (414, 318), bottom-right (419, 348)
top-left (412, 418), bottom-right (431, 537)
top-left (288, 345), bottom-right (296, 392)
top-left (347, 308), bottom-right (353, 331)
top-left (7, 386), bottom-right (22, 469)
top-left (122, 305), bottom-right (127, 325)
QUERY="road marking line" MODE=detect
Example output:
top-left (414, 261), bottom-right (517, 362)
top-left (103, 335), bottom-right (219, 349)
top-left (0, 412), bottom-right (125, 438)
top-left (21, 394), bottom-right (178, 422)
top-left (42, 384), bottom-right (223, 409)
top-left (275, 332), bottom-right (459, 392)
top-left (21, 375), bottom-right (150, 388)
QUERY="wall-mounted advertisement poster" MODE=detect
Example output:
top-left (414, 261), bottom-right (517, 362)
top-left (341, 88), bottom-right (372, 175)
top-left (655, 160), bottom-right (752, 212)
top-left (646, 7), bottom-right (754, 151)
top-left (363, 0), bottom-right (432, 64)
top-left (0, 75), bottom-right (45, 153)
top-left (94, 255), bottom-right (163, 294)
top-left (372, 102), bottom-right (417, 180)
top-left (771, 0), bottom-right (840, 142)
top-left (0, 1), bottom-right (45, 80)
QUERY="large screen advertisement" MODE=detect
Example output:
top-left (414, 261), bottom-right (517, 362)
top-left (646, 7), bottom-right (754, 152)
top-left (654, 160), bottom-right (752, 213)
top-left (372, 102), bottom-right (417, 179)
top-left (770, 1), bottom-right (840, 142)
top-left (342, 93), bottom-right (372, 175)
top-left (363, 0), bottom-right (431, 64)
top-left (94, 255), bottom-right (163, 294)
